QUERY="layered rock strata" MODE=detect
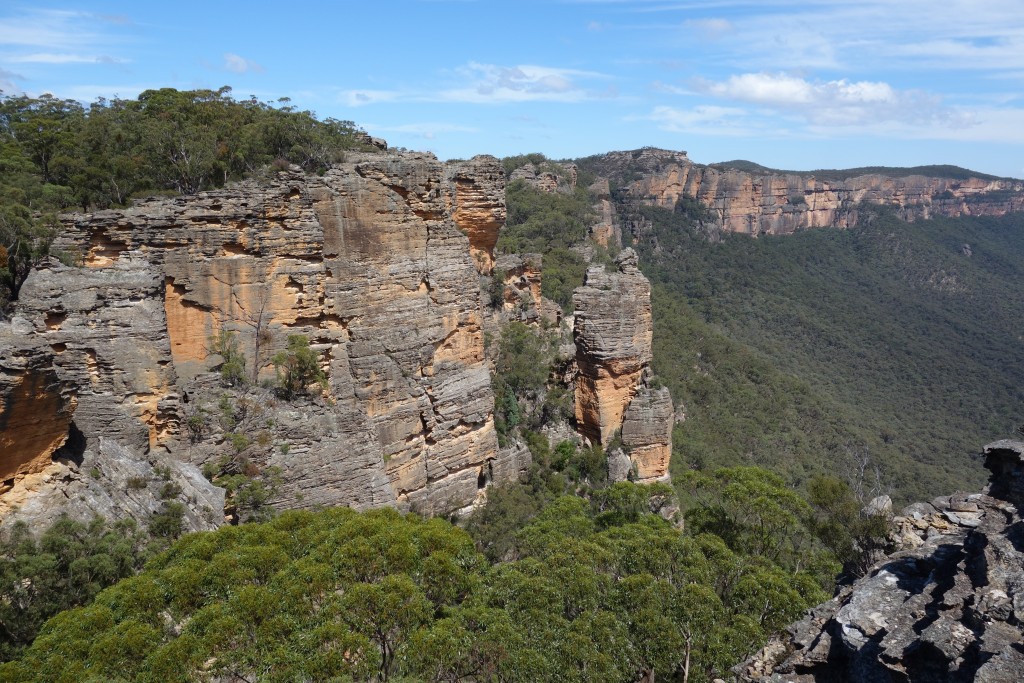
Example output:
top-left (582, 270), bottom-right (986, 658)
top-left (509, 162), bottom-right (577, 195)
top-left (572, 248), bottom-right (672, 481)
top-left (0, 150), bottom-right (513, 528)
top-left (447, 156), bottom-right (506, 274)
top-left (619, 384), bottom-right (673, 481)
top-left (740, 440), bottom-right (1024, 682)
top-left (594, 148), bottom-right (1024, 237)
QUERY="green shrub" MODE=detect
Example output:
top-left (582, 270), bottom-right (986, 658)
top-left (209, 330), bottom-right (247, 387)
top-left (271, 334), bottom-right (326, 398)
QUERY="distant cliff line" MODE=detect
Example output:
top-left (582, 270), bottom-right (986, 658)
top-left (576, 148), bottom-right (1024, 236)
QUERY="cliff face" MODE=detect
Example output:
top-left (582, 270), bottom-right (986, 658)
top-left (740, 440), bottom-right (1024, 683)
top-left (594, 148), bottom-right (1024, 236)
top-left (0, 151), bottom-right (515, 529)
top-left (572, 248), bottom-right (672, 482)
top-left (448, 156), bottom-right (506, 274)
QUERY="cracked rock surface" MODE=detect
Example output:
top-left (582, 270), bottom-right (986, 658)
top-left (738, 440), bottom-right (1024, 683)
top-left (0, 150), bottom-right (517, 530)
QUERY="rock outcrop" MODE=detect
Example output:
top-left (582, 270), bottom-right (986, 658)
top-left (448, 156), bottom-right (506, 274)
top-left (0, 149), bottom-right (516, 530)
top-left (619, 384), bottom-right (673, 482)
top-left (509, 162), bottom-right (577, 195)
top-left (0, 325), bottom-right (75, 488)
top-left (572, 248), bottom-right (672, 481)
top-left (590, 148), bottom-right (1024, 237)
top-left (739, 440), bottom-right (1024, 683)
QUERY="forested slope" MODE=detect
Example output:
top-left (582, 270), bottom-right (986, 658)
top-left (637, 202), bottom-right (1024, 502)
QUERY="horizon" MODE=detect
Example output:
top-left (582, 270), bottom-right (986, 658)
top-left (2, 1), bottom-right (1023, 179)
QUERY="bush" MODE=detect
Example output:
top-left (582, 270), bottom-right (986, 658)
top-left (209, 330), bottom-right (247, 387)
top-left (0, 516), bottom-right (150, 661)
top-left (271, 334), bottom-right (326, 398)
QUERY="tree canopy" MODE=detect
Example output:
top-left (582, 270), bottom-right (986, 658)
top-left (1, 478), bottom-right (833, 683)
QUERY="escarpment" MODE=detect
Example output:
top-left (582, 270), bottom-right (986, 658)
top-left (586, 148), bottom-right (1024, 238)
top-left (0, 150), bottom-right (517, 529)
top-left (572, 248), bottom-right (672, 482)
top-left (739, 440), bottom-right (1024, 683)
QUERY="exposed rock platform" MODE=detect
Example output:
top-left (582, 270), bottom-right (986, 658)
top-left (739, 440), bottom-right (1024, 682)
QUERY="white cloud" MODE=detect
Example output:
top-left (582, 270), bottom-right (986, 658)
top-left (437, 62), bottom-right (611, 104)
top-left (0, 9), bottom-right (110, 50)
top-left (652, 81), bottom-right (697, 96)
top-left (0, 8), bottom-right (131, 79)
top-left (685, 17), bottom-right (733, 39)
top-left (570, 1), bottom-right (1024, 75)
top-left (223, 53), bottom-right (264, 74)
top-left (810, 106), bottom-right (1024, 145)
top-left (0, 67), bottom-right (22, 92)
top-left (692, 72), bottom-right (966, 127)
top-left (645, 104), bottom-right (765, 137)
top-left (337, 62), bottom-right (613, 107)
top-left (9, 53), bottom-right (126, 64)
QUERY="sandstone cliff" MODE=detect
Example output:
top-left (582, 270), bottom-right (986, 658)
top-left (0, 151), bottom-right (518, 530)
top-left (572, 248), bottom-right (672, 482)
top-left (587, 148), bottom-right (1024, 238)
top-left (448, 156), bottom-right (506, 274)
top-left (740, 440), bottom-right (1024, 683)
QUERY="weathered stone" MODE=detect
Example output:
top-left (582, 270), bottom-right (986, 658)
top-left (863, 494), bottom-right (893, 517)
top-left (448, 155), bottom-right (506, 274)
top-left (490, 439), bottom-right (532, 485)
top-left (494, 253), bottom-right (543, 322)
top-left (620, 384), bottom-right (673, 482)
top-left (0, 438), bottom-right (222, 533)
top-left (739, 440), bottom-right (1024, 683)
top-left (0, 326), bottom-right (75, 486)
top-left (1, 150), bottom-right (513, 529)
top-left (572, 248), bottom-right (652, 445)
top-left (983, 439), bottom-right (1024, 505)
top-left (572, 248), bottom-right (672, 481)
top-left (606, 447), bottom-right (632, 483)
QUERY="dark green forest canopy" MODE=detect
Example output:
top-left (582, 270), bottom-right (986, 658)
top-left (1, 482), bottom-right (841, 683)
top-left (706, 160), bottom-right (1010, 182)
top-left (638, 203), bottom-right (1024, 502)
top-left (502, 153), bottom-right (1020, 503)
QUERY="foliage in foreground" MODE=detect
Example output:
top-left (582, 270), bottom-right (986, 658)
top-left (2, 481), bottom-right (829, 683)
top-left (0, 516), bottom-right (154, 662)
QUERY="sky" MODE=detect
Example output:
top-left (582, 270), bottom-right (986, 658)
top-left (2, 1), bottom-right (1024, 178)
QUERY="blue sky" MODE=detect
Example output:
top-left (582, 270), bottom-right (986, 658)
top-left (3, 1), bottom-right (1024, 177)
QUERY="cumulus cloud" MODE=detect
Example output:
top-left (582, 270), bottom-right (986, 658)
top-left (691, 72), bottom-right (967, 127)
top-left (223, 53), bottom-right (264, 74)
